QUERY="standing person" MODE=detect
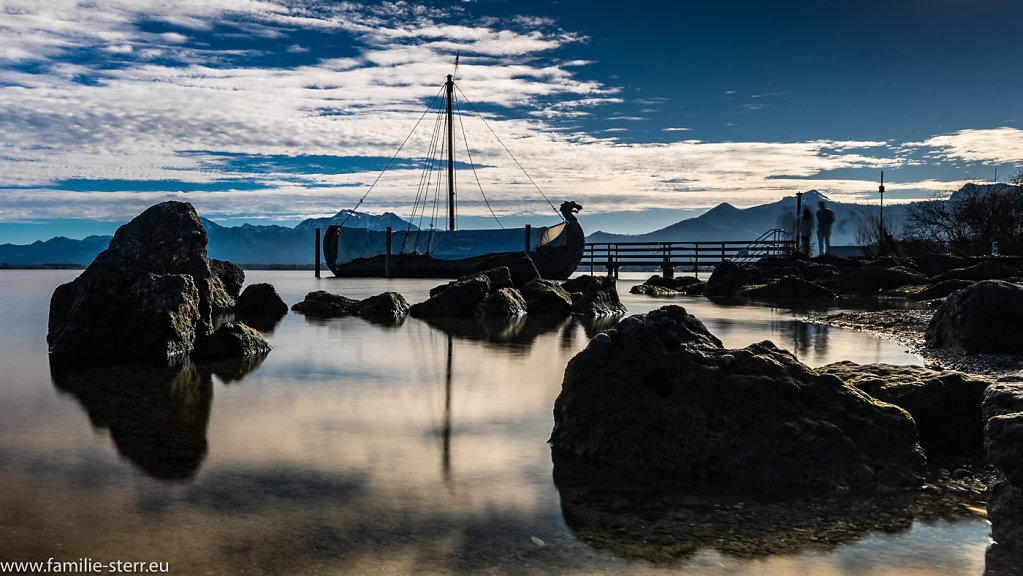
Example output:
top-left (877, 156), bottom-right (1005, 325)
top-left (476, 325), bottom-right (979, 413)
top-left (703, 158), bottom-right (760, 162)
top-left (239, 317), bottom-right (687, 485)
top-left (816, 200), bottom-right (835, 256)
top-left (798, 207), bottom-right (814, 255)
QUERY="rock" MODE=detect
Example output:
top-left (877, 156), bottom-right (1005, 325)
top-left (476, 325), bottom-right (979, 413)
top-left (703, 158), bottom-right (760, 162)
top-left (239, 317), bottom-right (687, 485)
top-left (704, 260), bottom-right (748, 296)
top-left (351, 292), bottom-right (410, 322)
top-left (209, 258), bottom-right (245, 314)
top-left (820, 362), bottom-right (991, 460)
top-left (630, 284), bottom-right (680, 296)
top-left (290, 290), bottom-right (359, 316)
top-left (642, 274), bottom-right (678, 289)
top-left (936, 260), bottom-right (1021, 282)
top-left (990, 480), bottom-right (1023, 547)
top-left (521, 278), bottom-right (574, 315)
top-left (673, 276), bottom-right (705, 293)
top-left (474, 266), bottom-right (514, 291)
top-left (925, 280), bottom-right (1023, 353)
top-left (832, 265), bottom-right (929, 294)
top-left (911, 279), bottom-right (973, 301)
top-left (234, 283), bottom-right (289, 317)
top-left (912, 254), bottom-right (968, 278)
top-left (507, 256), bottom-right (541, 289)
top-left (410, 274), bottom-right (491, 318)
top-left (476, 287), bottom-right (528, 318)
top-left (550, 305), bottom-right (926, 488)
top-left (191, 322), bottom-right (271, 360)
top-left (987, 413), bottom-right (1023, 485)
top-left (983, 382), bottom-right (1023, 420)
top-left (561, 275), bottom-right (627, 317)
top-left (740, 275), bottom-right (836, 299)
top-left (47, 201), bottom-right (217, 366)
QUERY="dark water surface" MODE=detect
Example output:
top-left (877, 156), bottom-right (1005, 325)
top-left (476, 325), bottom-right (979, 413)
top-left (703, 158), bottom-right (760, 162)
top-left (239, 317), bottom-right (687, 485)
top-left (0, 270), bottom-right (989, 575)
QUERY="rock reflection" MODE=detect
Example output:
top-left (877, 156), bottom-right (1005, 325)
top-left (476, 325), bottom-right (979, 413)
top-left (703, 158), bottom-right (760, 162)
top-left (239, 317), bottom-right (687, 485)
top-left (551, 449), bottom-right (986, 564)
top-left (420, 314), bottom-right (570, 347)
top-left (50, 356), bottom-right (266, 481)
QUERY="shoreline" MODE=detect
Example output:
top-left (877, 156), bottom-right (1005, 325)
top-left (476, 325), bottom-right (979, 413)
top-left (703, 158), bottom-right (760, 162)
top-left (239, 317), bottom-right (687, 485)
top-left (806, 308), bottom-right (1023, 379)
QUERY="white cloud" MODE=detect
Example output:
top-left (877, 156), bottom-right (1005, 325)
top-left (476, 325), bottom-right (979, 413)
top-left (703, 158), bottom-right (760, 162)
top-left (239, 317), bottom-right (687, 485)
top-left (905, 127), bottom-right (1023, 164)
top-left (0, 0), bottom-right (998, 232)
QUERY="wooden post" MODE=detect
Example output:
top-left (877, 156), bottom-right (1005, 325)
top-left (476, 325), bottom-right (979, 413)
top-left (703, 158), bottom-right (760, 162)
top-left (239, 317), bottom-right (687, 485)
top-left (606, 244), bottom-right (614, 276)
top-left (662, 244), bottom-right (673, 278)
top-left (694, 244), bottom-right (700, 278)
top-left (314, 228), bottom-right (321, 278)
top-left (525, 224), bottom-right (531, 254)
top-left (385, 226), bottom-right (392, 278)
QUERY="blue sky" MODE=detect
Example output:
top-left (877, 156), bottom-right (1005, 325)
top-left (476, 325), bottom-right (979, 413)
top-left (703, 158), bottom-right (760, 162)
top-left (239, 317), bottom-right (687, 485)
top-left (1, 0), bottom-right (1022, 243)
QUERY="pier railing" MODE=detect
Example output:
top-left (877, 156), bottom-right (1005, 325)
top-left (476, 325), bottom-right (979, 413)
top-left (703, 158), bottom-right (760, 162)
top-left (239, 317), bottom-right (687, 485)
top-left (581, 229), bottom-right (795, 277)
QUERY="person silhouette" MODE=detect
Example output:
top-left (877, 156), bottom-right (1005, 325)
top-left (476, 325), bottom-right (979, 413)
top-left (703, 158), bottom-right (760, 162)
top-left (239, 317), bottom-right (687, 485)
top-left (816, 201), bottom-right (835, 256)
top-left (798, 207), bottom-right (814, 255)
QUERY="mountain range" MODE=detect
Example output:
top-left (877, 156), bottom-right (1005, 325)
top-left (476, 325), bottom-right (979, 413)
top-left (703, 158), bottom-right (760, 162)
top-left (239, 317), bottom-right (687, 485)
top-left (0, 192), bottom-right (908, 267)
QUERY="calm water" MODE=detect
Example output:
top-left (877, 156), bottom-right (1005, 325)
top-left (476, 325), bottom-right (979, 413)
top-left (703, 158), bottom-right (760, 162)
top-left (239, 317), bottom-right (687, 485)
top-left (0, 270), bottom-right (990, 575)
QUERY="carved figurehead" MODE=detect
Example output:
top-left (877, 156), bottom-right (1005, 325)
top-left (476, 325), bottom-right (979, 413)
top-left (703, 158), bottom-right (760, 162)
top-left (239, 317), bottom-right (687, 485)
top-left (560, 200), bottom-right (583, 225)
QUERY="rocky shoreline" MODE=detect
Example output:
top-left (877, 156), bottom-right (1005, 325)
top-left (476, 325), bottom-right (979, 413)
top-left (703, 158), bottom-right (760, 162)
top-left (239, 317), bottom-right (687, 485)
top-left (806, 308), bottom-right (1023, 379)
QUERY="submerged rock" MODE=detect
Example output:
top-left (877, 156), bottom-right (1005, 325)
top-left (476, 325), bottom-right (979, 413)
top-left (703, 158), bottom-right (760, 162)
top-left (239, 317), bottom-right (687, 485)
top-left (740, 275), bottom-right (836, 299)
top-left (476, 287), bottom-right (528, 318)
top-left (551, 305), bottom-right (926, 488)
top-left (925, 280), bottom-right (1023, 353)
top-left (291, 290), bottom-right (359, 316)
top-left (192, 322), bottom-right (271, 361)
top-left (47, 201), bottom-right (218, 366)
top-left (351, 291), bottom-right (410, 322)
top-left (521, 278), bottom-right (574, 315)
top-left (234, 283), bottom-right (289, 317)
top-left (562, 275), bottom-right (627, 317)
top-left (411, 274), bottom-right (491, 318)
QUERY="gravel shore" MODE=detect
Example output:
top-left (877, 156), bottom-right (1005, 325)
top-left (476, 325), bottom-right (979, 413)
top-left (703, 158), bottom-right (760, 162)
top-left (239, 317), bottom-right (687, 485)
top-left (805, 308), bottom-right (1023, 379)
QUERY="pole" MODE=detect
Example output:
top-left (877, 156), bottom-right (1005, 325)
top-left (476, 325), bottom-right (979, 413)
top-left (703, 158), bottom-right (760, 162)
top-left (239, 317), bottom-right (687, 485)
top-left (314, 228), bottom-right (321, 278)
top-left (524, 224), bottom-right (531, 254)
top-left (385, 226), bottom-right (392, 278)
top-left (446, 74), bottom-right (455, 232)
top-left (879, 171), bottom-right (885, 255)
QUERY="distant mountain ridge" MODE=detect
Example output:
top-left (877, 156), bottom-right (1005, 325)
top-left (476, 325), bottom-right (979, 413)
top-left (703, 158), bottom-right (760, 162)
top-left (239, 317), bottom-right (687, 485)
top-left (0, 190), bottom-right (937, 266)
top-left (585, 190), bottom-right (906, 247)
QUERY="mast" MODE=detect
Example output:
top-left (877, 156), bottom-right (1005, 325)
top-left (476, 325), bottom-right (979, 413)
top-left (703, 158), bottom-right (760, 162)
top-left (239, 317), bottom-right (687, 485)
top-left (445, 74), bottom-right (455, 231)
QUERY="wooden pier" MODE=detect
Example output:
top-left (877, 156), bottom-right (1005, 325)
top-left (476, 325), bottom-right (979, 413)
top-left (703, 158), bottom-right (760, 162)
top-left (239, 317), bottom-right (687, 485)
top-left (581, 229), bottom-right (794, 278)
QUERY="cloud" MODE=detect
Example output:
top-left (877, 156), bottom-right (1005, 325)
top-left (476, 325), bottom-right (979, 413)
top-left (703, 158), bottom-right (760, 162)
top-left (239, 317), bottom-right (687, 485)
top-left (0, 0), bottom-right (1003, 234)
top-left (904, 127), bottom-right (1023, 164)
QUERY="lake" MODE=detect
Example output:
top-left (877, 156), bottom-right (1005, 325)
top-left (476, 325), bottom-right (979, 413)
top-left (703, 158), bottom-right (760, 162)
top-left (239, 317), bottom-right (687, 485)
top-left (0, 270), bottom-right (990, 575)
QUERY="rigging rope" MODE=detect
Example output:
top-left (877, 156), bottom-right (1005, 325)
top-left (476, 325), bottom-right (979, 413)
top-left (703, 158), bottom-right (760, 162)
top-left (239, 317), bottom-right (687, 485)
top-left (454, 84), bottom-right (564, 221)
top-left (337, 85), bottom-right (445, 229)
top-left (455, 95), bottom-right (504, 229)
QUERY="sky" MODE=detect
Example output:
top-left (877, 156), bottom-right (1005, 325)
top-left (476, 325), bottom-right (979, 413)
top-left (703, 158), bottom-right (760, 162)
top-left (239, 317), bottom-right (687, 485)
top-left (1, 0), bottom-right (1022, 243)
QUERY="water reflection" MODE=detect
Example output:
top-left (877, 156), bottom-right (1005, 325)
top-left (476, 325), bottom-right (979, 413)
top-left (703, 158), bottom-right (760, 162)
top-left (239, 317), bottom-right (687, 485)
top-left (552, 449), bottom-right (986, 564)
top-left (421, 314), bottom-right (569, 348)
top-left (50, 356), bottom-right (265, 481)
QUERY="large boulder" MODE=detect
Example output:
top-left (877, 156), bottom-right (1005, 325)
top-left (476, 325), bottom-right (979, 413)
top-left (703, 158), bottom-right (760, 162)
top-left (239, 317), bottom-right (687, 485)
top-left (47, 201), bottom-right (217, 366)
top-left (234, 283), bottom-right (288, 317)
top-left (550, 305), bottom-right (926, 488)
top-left (191, 322), bottom-right (271, 361)
top-left (411, 274), bottom-right (491, 318)
top-left (987, 411), bottom-right (1023, 486)
top-left (820, 362), bottom-right (991, 460)
top-left (925, 280), bottom-right (1023, 353)
top-left (562, 275), bottom-right (627, 317)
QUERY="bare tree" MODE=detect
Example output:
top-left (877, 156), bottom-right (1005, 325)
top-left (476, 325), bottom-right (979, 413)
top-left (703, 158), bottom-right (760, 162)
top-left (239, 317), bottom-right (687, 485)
top-left (904, 175), bottom-right (1023, 255)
